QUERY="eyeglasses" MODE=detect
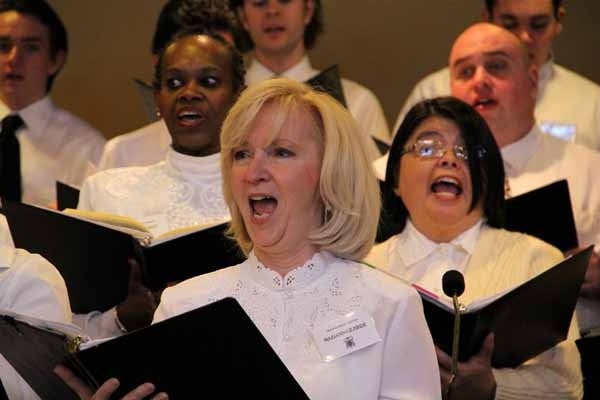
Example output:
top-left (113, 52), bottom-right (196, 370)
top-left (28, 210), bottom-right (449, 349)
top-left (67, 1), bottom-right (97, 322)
top-left (401, 138), bottom-right (469, 161)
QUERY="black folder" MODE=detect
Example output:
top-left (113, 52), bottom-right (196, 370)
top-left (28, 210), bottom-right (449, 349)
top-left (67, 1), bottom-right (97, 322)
top-left (418, 246), bottom-right (592, 368)
top-left (56, 181), bottom-right (80, 211)
top-left (132, 222), bottom-right (245, 290)
top-left (2, 201), bottom-right (245, 313)
top-left (305, 65), bottom-right (347, 107)
top-left (0, 298), bottom-right (309, 399)
top-left (505, 179), bottom-right (578, 252)
top-left (3, 201), bottom-right (130, 314)
top-left (576, 335), bottom-right (600, 399)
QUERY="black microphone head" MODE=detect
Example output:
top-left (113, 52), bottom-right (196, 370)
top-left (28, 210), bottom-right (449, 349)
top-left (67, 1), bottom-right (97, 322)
top-left (442, 270), bottom-right (465, 297)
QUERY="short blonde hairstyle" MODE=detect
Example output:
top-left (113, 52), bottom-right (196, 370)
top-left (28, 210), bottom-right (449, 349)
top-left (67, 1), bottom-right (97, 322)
top-left (220, 78), bottom-right (381, 260)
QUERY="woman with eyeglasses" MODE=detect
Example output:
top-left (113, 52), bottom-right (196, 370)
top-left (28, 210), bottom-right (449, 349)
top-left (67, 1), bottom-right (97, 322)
top-left (365, 97), bottom-right (582, 400)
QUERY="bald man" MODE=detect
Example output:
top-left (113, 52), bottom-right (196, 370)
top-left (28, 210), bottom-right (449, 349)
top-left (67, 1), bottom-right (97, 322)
top-left (392, 0), bottom-right (600, 152)
top-left (447, 22), bottom-right (600, 399)
top-left (449, 24), bottom-right (600, 336)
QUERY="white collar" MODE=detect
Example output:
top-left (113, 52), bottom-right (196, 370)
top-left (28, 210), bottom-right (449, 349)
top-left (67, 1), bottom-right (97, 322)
top-left (538, 56), bottom-right (555, 92)
top-left (241, 250), bottom-right (329, 291)
top-left (165, 148), bottom-right (222, 183)
top-left (0, 96), bottom-right (55, 139)
top-left (246, 55), bottom-right (318, 85)
top-left (501, 124), bottom-right (543, 176)
top-left (391, 219), bottom-right (482, 268)
top-left (0, 215), bottom-right (15, 271)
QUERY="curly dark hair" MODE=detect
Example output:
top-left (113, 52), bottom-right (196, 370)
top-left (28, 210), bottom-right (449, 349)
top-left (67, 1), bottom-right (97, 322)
top-left (152, 0), bottom-right (243, 55)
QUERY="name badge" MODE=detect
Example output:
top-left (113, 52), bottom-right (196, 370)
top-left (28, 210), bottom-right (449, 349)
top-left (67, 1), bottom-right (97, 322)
top-left (311, 310), bottom-right (381, 362)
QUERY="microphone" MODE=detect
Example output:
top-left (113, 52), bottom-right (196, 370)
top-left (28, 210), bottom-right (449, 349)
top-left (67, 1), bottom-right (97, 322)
top-left (442, 270), bottom-right (465, 397)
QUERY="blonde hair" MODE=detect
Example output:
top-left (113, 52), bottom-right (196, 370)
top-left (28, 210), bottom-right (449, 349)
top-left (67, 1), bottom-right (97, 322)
top-left (220, 78), bottom-right (380, 260)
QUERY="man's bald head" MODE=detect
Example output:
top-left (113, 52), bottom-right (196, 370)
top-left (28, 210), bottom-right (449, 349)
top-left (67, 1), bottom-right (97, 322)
top-left (449, 22), bottom-right (537, 147)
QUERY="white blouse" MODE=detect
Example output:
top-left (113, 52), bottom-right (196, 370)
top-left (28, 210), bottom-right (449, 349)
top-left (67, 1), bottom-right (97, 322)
top-left (366, 223), bottom-right (583, 399)
top-left (155, 251), bottom-right (441, 400)
top-left (78, 148), bottom-right (230, 237)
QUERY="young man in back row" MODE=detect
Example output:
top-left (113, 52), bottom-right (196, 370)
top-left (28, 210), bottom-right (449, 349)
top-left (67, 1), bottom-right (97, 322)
top-left (0, 0), bottom-right (104, 207)
top-left (232, 0), bottom-right (389, 161)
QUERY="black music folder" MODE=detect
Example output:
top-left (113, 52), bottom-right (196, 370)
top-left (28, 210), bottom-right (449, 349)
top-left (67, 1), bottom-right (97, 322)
top-left (56, 181), bottom-right (80, 211)
top-left (576, 334), bottom-right (600, 399)
top-left (306, 65), bottom-right (347, 107)
top-left (0, 298), bottom-right (309, 399)
top-left (505, 179), bottom-right (578, 252)
top-left (417, 246), bottom-right (592, 368)
top-left (2, 201), bottom-right (244, 313)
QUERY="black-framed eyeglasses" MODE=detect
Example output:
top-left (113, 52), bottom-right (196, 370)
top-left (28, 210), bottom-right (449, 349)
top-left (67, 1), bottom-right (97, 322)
top-left (401, 138), bottom-right (469, 161)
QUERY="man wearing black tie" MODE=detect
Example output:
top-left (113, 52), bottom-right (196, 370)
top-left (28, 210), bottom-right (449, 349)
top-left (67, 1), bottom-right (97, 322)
top-left (0, 0), bottom-right (104, 207)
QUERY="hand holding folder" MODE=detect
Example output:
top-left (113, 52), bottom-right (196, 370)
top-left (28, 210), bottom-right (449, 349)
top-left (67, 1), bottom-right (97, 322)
top-left (2, 201), bottom-right (245, 313)
top-left (0, 298), bottom-right (309, 399)
top-left (417, 246), bottom-right (593, 368)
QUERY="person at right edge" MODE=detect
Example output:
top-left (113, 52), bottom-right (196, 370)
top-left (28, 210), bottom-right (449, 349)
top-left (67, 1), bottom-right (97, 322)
top-left (365, 96), bottom-right (582, 399)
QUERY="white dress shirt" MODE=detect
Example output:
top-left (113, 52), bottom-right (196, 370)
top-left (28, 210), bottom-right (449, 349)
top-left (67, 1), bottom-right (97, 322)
top-left (501, 125), bottom-right (600, 333)
top-left (98, 119), bottom-right (171, 170)
top-left (0, 215), bottom-right (72, 400)
top-left (74, 149), bottom-right (231, 339)
top-left (376, 220), bottom-right (481, 297)
top-left (391, 59), bottom-right (600, 151)
top-left (246, 56), bottom-right (390, 161)
top-left (365, 221), bottom-right (583, 399)
top-left (155, 251), bottom-right (442, 400)
top-left (0, 96), bottom-right (105, 207)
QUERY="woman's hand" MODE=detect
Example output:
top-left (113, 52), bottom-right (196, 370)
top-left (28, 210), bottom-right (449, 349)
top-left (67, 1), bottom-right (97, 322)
top-left (54, 365), bottom-right (168, 400)
top-left (436, 333), bottom-right (496, 400)
top-left (116, 258), bottom-right (160, 331)
top-left (579, 250), bottom-right (600, 299)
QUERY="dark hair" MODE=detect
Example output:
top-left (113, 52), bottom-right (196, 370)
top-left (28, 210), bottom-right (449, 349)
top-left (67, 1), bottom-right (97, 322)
top-left (229, 0), bottom-right (323, 52)
top-left (0, 0), bottom-right (68, 91)
top-left (378, 97), bottom-right (505, 241)
top-left (153, 27), bottom-right (246, 95)
top-left (485, 0), bottom-right (563, 19)
top-left (151, 0), bottom-right (241, 55)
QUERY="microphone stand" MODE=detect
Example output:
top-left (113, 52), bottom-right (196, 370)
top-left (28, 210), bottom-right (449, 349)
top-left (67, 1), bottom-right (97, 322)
top-left (442, 269), bottom-right (465, 400)
top-left (447, 293), bottom-right (461, 399)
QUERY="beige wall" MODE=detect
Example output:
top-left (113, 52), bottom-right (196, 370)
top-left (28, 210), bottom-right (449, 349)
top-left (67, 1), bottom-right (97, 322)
top-left (49, 0), bottom-right (600, 138)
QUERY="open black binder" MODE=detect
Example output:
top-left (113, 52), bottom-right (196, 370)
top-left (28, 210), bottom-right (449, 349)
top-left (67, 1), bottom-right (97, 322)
top-left (0, 298), bottom-right (309, 399)
top-left (419, 245), bottom-right (592, 368)
top-left (2, 201), bottom-right (245, 313)
top-left (3, 201), bottom-right (130, 314)
top-left (505, 179), bottom-right (578, 252)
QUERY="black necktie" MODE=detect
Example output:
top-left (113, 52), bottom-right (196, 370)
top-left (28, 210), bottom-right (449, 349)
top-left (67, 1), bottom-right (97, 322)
top-left (0, 114), bottom-right (24, 202)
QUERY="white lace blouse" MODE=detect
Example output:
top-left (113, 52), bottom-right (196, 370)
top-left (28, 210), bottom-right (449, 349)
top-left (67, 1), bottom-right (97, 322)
top-left (78, 148), bottom-right (230, 237)
top-left (154, 251), bottom-right (441, 400)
